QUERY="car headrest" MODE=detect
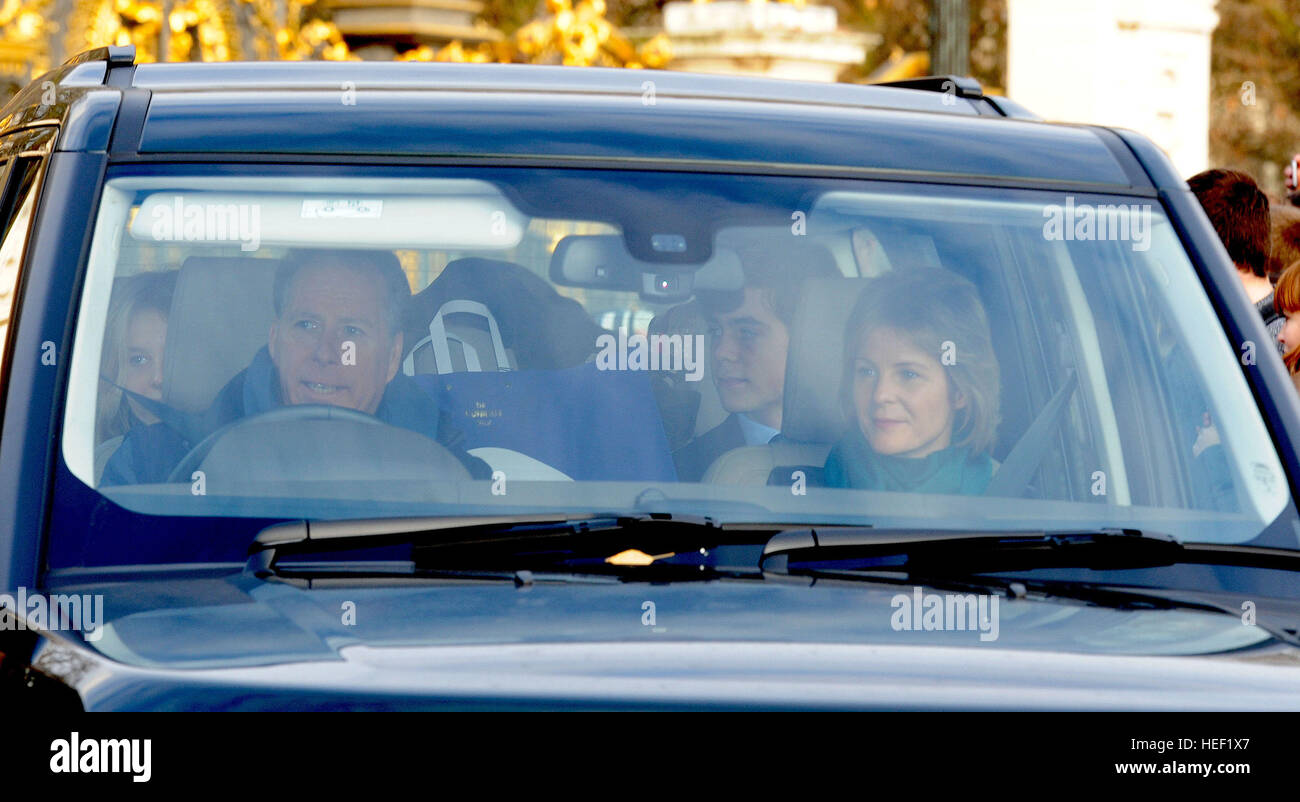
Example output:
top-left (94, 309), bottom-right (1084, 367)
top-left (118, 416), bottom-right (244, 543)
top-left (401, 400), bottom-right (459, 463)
top-left (164, 256), bottom-right (279, 413)
top-left (780, 276), bottom-right (869, 444)
top-left (404, 299), bottom-right (512, 375)
top-left (648, 299), bottom-right (726, 439)
top-left (406, 257), bottom-right (607, 371)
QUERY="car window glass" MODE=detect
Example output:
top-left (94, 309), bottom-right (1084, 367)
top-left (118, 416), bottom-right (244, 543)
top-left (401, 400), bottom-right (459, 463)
top-left (53, 167), bottom-right (1295, 569)
top-left (0, 158), bottom-right (40, 372)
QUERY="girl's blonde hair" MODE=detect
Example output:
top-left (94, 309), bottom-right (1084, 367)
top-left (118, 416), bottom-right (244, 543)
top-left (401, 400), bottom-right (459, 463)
top-left (840, 268), bottom-right (1001, 455)
top-left (95, 271), bottom-right (175, 442)
top-left (1275, 259), bottom-right (1300, 375)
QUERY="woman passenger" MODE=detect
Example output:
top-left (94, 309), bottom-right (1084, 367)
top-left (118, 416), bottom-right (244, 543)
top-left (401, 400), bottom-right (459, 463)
top-left (824, 268), bottom-right (1001, 495)
top-left (96, 271), bottom-right (176, 484)
top-left (97, 272), bottom-right (175, 441)
top-left (1273, 258), bottom-right (1300, 395)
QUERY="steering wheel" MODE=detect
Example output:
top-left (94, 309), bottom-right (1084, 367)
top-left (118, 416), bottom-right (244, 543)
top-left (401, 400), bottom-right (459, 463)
top-left (166, 404), bottom-right (389, 484)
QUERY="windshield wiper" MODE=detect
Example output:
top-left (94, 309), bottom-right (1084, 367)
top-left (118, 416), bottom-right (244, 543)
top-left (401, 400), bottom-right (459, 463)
top-left (759, 527), bottom-right (1300, 648)
top-left (760, 527), bottom-right (1300, 575)
top-left (247, 513), bottom-right (817, 578)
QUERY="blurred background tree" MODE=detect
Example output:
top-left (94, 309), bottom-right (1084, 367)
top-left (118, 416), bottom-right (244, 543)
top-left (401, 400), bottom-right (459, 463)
top-left (0, 0), bottom-right (353, 69)
top-left (0, 0), bottom-right (48, 97)
top-left (1209, 0), bottom-right (1300, 197)
top-left (835, 0), bottom-right (1004, 87)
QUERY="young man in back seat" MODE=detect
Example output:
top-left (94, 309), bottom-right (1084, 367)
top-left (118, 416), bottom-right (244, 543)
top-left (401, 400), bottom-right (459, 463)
top-left (672, 242), bottom-right (840, 482)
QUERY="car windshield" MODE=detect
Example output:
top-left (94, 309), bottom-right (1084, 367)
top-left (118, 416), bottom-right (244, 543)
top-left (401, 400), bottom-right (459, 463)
top-left (53, 163), bottom-right (1294, 567)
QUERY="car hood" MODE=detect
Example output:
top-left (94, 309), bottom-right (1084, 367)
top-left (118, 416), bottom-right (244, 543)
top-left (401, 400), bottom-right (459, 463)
top-left (27, 572), bottom-right (1300, 709)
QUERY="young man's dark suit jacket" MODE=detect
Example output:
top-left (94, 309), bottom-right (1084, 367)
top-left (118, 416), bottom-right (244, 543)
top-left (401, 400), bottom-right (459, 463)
top-left (673, 414), bottom-right (746, 483)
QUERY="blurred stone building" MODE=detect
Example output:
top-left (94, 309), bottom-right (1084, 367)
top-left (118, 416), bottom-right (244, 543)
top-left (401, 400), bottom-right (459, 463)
top-left (325, 0), bottom-right (502, 59)
top-left (1007, 0), bottom-right (1218, 179)
top-left (660, 0), bottom-right (877, 83)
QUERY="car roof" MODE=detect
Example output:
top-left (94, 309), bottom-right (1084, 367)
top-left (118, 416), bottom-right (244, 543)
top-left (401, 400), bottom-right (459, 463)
top-left (5, 47), bottom-right (1157, 192)
top-left (130, 60), bottom-right (994, 113)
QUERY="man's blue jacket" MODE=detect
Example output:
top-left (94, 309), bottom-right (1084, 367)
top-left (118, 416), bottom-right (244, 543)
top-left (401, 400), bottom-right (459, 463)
top-left (101, 346), bottom-right (491, 485)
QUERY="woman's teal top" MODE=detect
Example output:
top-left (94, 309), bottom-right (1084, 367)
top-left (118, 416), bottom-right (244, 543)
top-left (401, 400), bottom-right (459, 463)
top-left (823, 428), bottom-right (993, 495)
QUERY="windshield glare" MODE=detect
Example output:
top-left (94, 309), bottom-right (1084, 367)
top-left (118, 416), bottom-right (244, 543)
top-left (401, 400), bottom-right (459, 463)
top-left (55, 165), bottom-right (1293, 567)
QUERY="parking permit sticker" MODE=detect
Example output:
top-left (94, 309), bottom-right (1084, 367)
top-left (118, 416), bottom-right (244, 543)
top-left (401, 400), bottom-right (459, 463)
top-left (301, 199), bottom-right (383, 219)
top-left (1252, 462), bottom-right (1279, 496)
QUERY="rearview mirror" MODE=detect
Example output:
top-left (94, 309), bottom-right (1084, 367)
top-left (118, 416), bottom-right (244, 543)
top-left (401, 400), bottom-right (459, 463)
top-left (551, 234), bottom-right (743, 302)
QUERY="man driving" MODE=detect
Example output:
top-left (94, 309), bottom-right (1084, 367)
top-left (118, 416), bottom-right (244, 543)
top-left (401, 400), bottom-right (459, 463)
top-left (269, 253), bottom-right (401, 413)
top-left (101, 248), bottom-right (490, 484)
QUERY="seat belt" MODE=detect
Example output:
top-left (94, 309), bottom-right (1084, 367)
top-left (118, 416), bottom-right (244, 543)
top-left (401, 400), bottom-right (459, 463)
top-left (983, 369), bottom-right (1078, 498)
top-left (98, 374), bottom-right (209, 445)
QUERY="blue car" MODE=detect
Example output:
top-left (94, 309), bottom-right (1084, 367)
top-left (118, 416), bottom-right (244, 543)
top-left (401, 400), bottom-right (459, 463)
top-left (3, 45), bottom-right (1300, 711)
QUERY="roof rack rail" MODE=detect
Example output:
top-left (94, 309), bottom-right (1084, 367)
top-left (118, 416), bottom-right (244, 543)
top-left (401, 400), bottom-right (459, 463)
top-left (873, 75), bottom-right (983, 100)
top-left (62, 45), bottom-right (136, 69)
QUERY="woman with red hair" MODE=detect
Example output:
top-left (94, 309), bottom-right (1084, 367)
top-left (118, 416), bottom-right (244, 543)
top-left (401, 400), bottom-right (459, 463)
top-left (1274, 259), bottom-right (1300, 394)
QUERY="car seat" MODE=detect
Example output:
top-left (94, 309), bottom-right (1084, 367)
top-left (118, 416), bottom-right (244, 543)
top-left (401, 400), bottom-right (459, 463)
top-left (403, 298), bottom-right (512, 375)
top-left (92, 257), bottom-right (274, 484)
top-left (164, 255), bottom-right (279, 414)
top-left (403, 257), bottom-right (676, 481)
top-left (657, 238), bottom-right (841, 453)
top-left (403, 257), bottom-right (606, 372)
top-left (647, 299), bottom-right (726, 451)
top-left (93, 436), bottom-right (123, 484)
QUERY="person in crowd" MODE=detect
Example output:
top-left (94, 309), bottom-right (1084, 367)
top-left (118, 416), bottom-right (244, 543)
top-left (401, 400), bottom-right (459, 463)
top-left (102, 248), bottom-right (489, 484)
top-left (1273, 259), bottom-right (1300, 395)
top-left (672, 241), bottom-right (841, 481)
top-left (1269, 203), bottom-right (1300, 285)
top-left (824, 269), bottom-right (1000, 495)
top-left (1285, 153), bottom-right (1300, 208)
top-left (1188, 169), bottom-right (1280, 342)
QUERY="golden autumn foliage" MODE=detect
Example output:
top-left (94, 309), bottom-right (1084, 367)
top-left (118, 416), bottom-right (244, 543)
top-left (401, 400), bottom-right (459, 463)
top-left (398, 0), bottom-right (673, 68)
top-left (0, 0), bottom-right (682, 72)
top-left (0, 0), bottom-right (354, 75)
top-left (1209, 0), bottom-right (1300, 197)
